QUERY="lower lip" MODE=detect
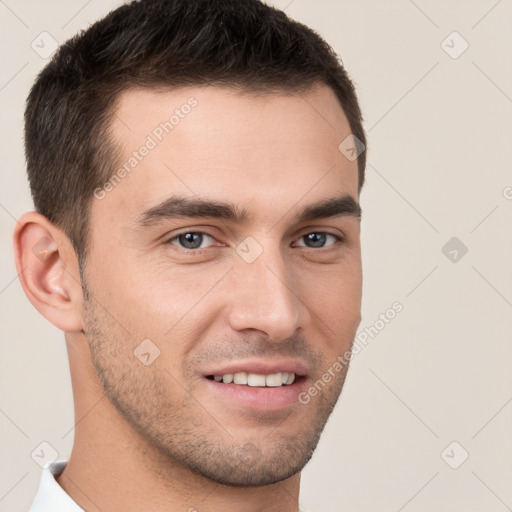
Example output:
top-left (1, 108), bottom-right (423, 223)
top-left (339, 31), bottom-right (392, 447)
top-left (204, 378), bottom-right (307, 412)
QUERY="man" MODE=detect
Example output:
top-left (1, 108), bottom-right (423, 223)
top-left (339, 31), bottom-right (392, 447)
top-left (14, 0), bottom-right (366, 510)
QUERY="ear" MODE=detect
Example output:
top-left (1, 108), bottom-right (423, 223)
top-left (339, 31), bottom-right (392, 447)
top-left (13, 212), bottom-right (84, 332)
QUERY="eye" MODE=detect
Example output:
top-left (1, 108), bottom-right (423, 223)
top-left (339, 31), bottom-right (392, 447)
top-left (295, 232), bottom-right (342, 249)
top-left (166, 230), bottom-right (343, 252)
top-left (168, 231), bottom-right (216, 250)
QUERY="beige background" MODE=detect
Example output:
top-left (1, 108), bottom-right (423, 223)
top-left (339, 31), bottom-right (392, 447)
top-left (1, 1), bottom-right (511, 511)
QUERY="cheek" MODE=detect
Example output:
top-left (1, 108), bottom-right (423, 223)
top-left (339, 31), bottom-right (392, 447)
top-left (84, 251), bottom-right (228, 362)
top-left (301, 261), bottom-right (362, 339)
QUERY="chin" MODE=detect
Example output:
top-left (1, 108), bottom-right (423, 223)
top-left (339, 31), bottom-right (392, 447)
top-left (174, 429), bottom-right (323, 487)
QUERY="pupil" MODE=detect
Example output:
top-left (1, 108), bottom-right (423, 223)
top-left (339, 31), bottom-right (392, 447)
top-left (180, 232), bottom-right (202, 249)
top-left (306, 233), bottom-right (325, 248)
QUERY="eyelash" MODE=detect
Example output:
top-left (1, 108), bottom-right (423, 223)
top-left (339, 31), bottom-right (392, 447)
top-left (166, 230), bottom-right (345, 252)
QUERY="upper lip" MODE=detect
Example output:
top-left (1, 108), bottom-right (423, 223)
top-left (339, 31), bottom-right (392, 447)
top-left (203, 358), bottom-right (309, 377)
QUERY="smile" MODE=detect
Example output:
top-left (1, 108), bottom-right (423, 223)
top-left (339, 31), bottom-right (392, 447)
top-left (207, 372), bottom-right (296, 387)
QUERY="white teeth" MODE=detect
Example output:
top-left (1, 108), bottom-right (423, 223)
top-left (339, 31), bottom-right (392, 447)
top-left (213, 371), bottom-right (296, 387)
top-left (233, 372), bottom-right (248, 385)
top-left (266, 373), bottom-right (282, 387)
top-left (248, 374), bottom-right (266, 387)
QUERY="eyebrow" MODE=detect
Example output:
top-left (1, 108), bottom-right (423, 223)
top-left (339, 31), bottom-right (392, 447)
top-left (137, 194), bottom-right (361, 227)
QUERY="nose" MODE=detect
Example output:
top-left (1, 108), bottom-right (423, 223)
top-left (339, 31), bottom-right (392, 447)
top-left (226, 242), bottom-right (304, 341)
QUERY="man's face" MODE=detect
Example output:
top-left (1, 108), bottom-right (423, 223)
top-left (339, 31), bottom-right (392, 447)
top-left (81, 85), bottom-right (362, 486)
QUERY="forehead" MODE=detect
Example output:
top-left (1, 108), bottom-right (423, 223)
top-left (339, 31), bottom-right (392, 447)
top-left (94, 85), bottom-right (359, 228)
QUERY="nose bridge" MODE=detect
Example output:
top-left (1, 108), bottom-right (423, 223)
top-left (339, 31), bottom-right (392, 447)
top-left (227, 238), bottom-right (302, 340)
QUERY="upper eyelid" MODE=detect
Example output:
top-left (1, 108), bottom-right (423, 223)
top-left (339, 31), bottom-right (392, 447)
top-left (168, 230), bottom-right (215, 242)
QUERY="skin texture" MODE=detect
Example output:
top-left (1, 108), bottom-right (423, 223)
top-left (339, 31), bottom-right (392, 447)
top-left (14, 84), bottom-right (362, 512)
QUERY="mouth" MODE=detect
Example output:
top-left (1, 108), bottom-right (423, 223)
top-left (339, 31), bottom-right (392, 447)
top-left (202, 361), bottom-right (309, 412)
top-left (206, 371), bottom-right (299, 387)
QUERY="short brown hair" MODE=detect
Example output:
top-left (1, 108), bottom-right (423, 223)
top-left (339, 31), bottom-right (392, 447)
top-left (25, 0), bottom-right (366, 260)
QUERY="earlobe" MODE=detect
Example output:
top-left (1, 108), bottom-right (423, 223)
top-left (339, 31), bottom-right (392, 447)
top-left (13, 212), bottom-right (84, 333)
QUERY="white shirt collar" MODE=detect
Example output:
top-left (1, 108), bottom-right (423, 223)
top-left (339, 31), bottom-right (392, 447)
top-left (30, 461), bottom-right (84, 511)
